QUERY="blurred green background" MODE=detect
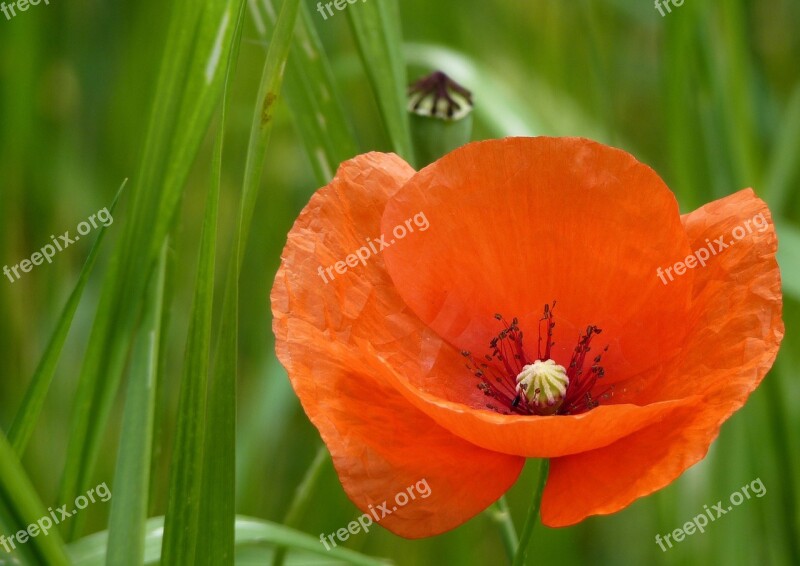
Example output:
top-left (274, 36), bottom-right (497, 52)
top-left (0, 0), bottom-right (798, 564)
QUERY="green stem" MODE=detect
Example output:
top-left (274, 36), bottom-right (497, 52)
top-left (512, 459), bottom-right (550, 566)
top-left (488, 496), bottom-right (518, 561)
top-left (271, 445), bottom-right (330, 566)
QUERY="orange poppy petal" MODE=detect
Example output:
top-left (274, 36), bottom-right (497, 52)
top-left (275, 319), bottom-right (524, 537)
top-left (370, 337), bottom-right (701, 457)
top-left (615, 188), bottom-right (784, 405)
top-left (271, 153), bottom-right (523, 537)
top-left (540, 189), bottom-right (783, 526)
top-left (541, 402), bottom-right (703, 527)
top-left (381, 137), bottom-right (696, 385)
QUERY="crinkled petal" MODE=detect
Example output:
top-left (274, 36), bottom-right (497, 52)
top-left (271, 153), bottom-right (523, 537)
top-left (381, 137), bottom-right (696, 386)
top-left (541, 189), bottom-right (783, 526)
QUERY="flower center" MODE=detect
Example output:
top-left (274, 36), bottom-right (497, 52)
top-left (462, 303), bottom-right (612, 416)
top-left (515, 359), bottom-right (569, 416)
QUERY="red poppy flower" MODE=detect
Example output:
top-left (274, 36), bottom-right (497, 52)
top-left (270, 137), bottom-right (783, 535)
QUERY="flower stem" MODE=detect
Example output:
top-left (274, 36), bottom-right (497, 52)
top-left (512, 459), bottom-right (550, 566)
top-left (271, 445), bottom-right (330, 566)
top-left (488, 496), bottom-right (518, 561)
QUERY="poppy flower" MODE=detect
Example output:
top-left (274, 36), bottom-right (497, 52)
top-left (270, 137), bottom-right (783, 536)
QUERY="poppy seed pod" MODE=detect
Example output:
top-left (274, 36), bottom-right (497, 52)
top-left (407, 71), bottom-right (474, 166)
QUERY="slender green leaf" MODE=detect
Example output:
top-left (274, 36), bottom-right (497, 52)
top-left (181, 0), bottom-right (306, 560)
top-left (196, 254), bottom-right (239, 564)
top-left (254, 0), bottom-right (360, 183)
top-left (346, 0), bottom-right (413, 163)
top-left (232, 517), bottom-right (392, 566)
top-left (161, 92), bottom-right (224, 566)
top-left (239, 0), bottom-right (302, 267)
top-left (195, 0), bottom-right (303, 558)
top-left (59, 0), bottom-right (245, 539)
top-left (8, 180), bottom-right (126, 456)
top-left (105, 243), bottom-right (168, 566)
top-left (0, 431), bottom-right (70, 565)
top-left (166, 0), bottom-right (301, 560)
top-left (195, 2), bottom-right (248, 561)
top-left (68, 516), bottom-right (391, 566)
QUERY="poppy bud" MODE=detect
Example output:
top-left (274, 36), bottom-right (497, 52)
top-left (407, 71), bottom-right (473, 166)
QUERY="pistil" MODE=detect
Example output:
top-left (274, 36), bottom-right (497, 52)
top-left (462, 303), bottom-right (612, 416)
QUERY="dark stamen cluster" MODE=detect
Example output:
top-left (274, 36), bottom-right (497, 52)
top-left (462, 303), bottom-right (612, 416)
top-left (562, 326), bottom-right (611, 414)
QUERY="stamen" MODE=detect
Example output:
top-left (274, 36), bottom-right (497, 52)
top-left (465, 303), bottom-right (611, 416)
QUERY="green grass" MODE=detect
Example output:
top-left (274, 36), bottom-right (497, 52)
top-left (0, 0), bottom-right (798, 564)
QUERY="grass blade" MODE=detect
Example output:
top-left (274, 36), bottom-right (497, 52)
top-left (194, 0), bottom-right (304, 559)
top-left (0, 431), bottom-right (70, 565)
top-left (239, 0), bottom-right (302, 264)
top-left (160, 94), bottom-right (224, 566)
top-left (195, 262), bottom-right (239, 564)
top-left (8, 180), bottom-right (126, 456)
top-left (346, 0), bottom-right (413, 163)
top-left (68, 516), bottom-right (390, 566)
top-left (59, 0), bottom-right (245, 539)
top-left (254, 0), bottom-right (360, 183)
top-left (194, 2), bottom-right (248, 561)
top-left (104, 243), bottom-right (168, 566)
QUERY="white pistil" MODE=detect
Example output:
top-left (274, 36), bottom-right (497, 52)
top-left (515, 359), bottom-right (569, 414)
